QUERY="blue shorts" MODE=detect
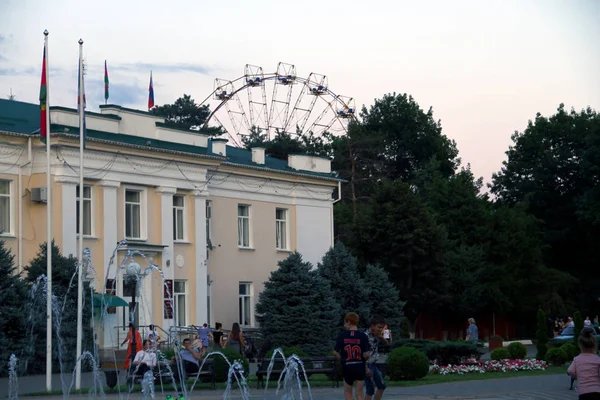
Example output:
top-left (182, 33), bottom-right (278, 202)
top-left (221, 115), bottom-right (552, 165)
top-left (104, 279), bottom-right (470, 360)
top-left (365, 364), bottom-right (386, 395)
top-left (342, 362), bottom-right (366, 386)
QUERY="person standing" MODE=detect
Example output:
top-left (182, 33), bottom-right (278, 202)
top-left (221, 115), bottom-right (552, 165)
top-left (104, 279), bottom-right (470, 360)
top-left (333, 312), bottom-right (370, 400)
top-left (365, 315), bottom-right (388, 400)
top-left (466, 318), bottom-right (478, 342)
top-left (121, 323), bottom-right (142, 370)
top-left (568, 327), bottom-right (600, 399)
top-left (193, 323), bottom-right (212, 357)
top-left (212, 322), bottom-right (224, 348)
top-left (223, 323), bottom-right (248, 355)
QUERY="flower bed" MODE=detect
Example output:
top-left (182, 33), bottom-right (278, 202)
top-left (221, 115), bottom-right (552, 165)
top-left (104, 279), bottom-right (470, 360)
top-left (429, 358), bottom-right (548, 375)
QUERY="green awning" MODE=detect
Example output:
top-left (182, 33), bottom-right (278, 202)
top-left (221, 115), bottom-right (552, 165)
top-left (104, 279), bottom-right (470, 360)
top-left (93, 293), bottom-right (129, 308)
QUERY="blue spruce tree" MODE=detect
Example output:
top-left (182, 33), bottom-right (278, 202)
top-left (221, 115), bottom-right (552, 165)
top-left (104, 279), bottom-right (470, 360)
top-left (363, 264), bottom-right (404, 333)
top-left (0, 240), bottom-right (29, 376)
top-left (256, 252), bottom-right (341, 355)
top-left (317, 242), bottom-right (371, 328)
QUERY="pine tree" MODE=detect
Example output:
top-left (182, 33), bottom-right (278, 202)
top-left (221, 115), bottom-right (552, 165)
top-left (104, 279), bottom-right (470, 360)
top-left (255, 252), bottom-right (341, 355)
top-left (535, 308), bottom-right (548, 360)
top-left (23, 241), bottom-right (94, 374)
top-left (317, 242), bottom-right (370, 328)
top-left (363, 264), bottom-right (405, 332)
top-left (0, 240), bottom-right (29, 376)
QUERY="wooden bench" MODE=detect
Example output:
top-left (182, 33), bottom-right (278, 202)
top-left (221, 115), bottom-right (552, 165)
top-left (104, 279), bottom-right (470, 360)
top-left (255, 356), bottom-right (339, 389)
top-left (180, 358), bottom-right (216, 390)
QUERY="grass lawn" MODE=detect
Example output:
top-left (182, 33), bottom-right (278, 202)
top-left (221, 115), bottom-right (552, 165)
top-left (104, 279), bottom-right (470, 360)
top-left (24, 366), bottom-right (568, 396)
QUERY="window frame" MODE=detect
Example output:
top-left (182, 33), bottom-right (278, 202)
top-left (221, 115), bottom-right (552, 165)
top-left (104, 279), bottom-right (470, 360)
top-left (237, 204), bottom-right (251, 248)
top-left (174, 280), bottom-right (187, 327)
top-left (0, 180), bottom-right (13, 236)
top-left (76, 184), bottom-right (94, 237)
top-left (173, 194), bottom-right (186, 242)
top-left (238, 282), bottom-right (253, 327)
top-left (124, 186), bottom-right (147, 240)
top-left (206, 200), bottom-right (212, 244)
top-left (275, 208), bottom-right (289, 250)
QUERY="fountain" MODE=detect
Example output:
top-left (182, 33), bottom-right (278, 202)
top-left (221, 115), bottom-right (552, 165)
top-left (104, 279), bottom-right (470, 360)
top-left (7, 240), bottom-right (320, 400)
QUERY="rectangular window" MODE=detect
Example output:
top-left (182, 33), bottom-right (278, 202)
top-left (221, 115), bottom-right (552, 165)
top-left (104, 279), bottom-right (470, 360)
top-left (125, 190), bottom-right (141, 239)
top-left (76, 185), bottom-right (92, 236)
top-left (276, 208), bottom-right (288, 250)
top-left (0, 181), bottom-right (10, 234)
top-left (239, 282), bottom-right (252, 326)
top-left (206, 200), bottom-right (212, 243)
top-left (237, 204), bottom-right (250, 248)
top-left (174, 280), bottom-right (187, 327)
top-left (173, 195), bottom-right (185, 241)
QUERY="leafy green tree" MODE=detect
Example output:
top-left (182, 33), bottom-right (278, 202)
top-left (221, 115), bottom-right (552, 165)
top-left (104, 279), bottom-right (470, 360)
top-left (0, 241), bottom-right (29, 376)
top-left (363, 264), bottom-right (405, 332)
top-left (491, 104), bottom-right (600, 313)
top-left (23, 242), bottom-right (93, 374)
top-left (151, 94), bottom-right (216, 133)
top-left (536, 308), bottom-right (548, 360)
top-left (241, 125), bottom-right (268, 149)
top-left (317, 242), bottom-right (370, 327)
top-left (255, 253), bottom-right (341, 355)
top-left (350, 180), bottom-right (451, 318)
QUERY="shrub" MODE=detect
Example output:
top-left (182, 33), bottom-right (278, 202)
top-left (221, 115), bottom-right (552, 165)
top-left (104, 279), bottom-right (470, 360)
top-left (490, 347), bottom-right (511, 360)
top-left (387, 347), bottom-right (429, 381)
top-left (507, 342), bottom-right (527, 359)
top-left (545, 347), bottom-right (567, 366)
top-left (550, 336), bottom-right (600, 349)
top-left (391, 339), bottom-right (480, 365)
top-left (207, 347), bottom-right (249, 382)
top-left (535, 309), bottom-right (548, 360)
top-left (401, 317), bottom-right (410, 339)
top-left (561, 343), bottom-right (579, 360)
top-left (265, 346), bottom-right (308, 359)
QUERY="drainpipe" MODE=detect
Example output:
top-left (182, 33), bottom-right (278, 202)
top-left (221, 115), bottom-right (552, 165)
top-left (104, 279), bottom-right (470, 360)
top-left (332, 181), bottom-right (342, 204)
top-left (18, 137), bottom-right (33, 273)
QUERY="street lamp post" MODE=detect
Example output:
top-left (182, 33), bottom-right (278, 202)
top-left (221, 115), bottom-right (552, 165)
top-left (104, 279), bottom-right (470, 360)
top-left (125, 262), bottom-right (142, 371)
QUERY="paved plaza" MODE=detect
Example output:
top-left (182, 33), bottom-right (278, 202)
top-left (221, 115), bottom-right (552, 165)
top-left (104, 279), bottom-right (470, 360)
top-left (2, 372), bottom-right (576, 400)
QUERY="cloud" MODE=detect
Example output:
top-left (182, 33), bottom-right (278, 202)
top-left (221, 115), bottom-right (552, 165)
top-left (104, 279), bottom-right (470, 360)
top-left (0, 55), bottom-right (7, 62)
top-left (113, 62), bottom-right (213, 75)
top-left (0, 34), bottom-right (5, 43)
top-left (85, 78), bottom-right (147, 108)
top-left (0, 67), bottom-right (36, 76)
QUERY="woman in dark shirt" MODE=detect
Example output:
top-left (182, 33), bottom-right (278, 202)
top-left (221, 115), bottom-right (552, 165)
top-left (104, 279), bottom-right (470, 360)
top-left (212, 322), bottom-right (224, 348)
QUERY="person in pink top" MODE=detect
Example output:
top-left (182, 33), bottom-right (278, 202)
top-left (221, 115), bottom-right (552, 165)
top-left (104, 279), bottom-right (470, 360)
top-left (568, 326), bottom-right (600, 399)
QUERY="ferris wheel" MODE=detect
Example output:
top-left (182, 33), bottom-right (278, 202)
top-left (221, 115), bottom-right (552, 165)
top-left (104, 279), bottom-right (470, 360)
top-left (198, 62), bottom-right (356, 147)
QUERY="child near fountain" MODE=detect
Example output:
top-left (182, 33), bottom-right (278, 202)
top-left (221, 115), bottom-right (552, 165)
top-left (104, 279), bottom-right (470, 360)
top-left (568, 326), bottom-right (600, 399)
top-left (333, 312), bottom-right (370, 400)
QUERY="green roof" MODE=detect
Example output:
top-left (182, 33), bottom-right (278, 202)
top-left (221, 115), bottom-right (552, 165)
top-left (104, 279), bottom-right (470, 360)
top-left (0, 99), bottom-right (41, 134)
top-left (0, 99), bottom-right (340, 181)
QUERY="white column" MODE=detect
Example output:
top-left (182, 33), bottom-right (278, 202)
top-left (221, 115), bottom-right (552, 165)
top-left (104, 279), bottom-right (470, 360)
top-left (194, 189), bottom-right (209, 325)
top-left (156, 186), bottom-right (177, 330)
top-left (55, 176), bottom-right (79, 258)
top-left (98, 179), bottom-right (120, 348)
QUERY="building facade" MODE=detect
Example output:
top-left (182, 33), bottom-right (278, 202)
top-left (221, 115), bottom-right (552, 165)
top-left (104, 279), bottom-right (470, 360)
top-left (0, 99), bottom-right (341, 348)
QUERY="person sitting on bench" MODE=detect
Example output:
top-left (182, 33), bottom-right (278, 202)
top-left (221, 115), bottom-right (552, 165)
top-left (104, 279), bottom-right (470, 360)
top-left (132, 339), bottom-right (157, 378)
top-left (172, 338), bottom-right (202, 383)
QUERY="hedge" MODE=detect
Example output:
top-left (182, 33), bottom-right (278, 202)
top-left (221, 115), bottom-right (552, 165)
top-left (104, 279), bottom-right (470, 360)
top-left (391, 339), bottom-right (482, 365)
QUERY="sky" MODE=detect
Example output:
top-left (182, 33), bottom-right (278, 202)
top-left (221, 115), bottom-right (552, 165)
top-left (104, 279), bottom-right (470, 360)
top-left (0, 0), bottom-right (598, 187)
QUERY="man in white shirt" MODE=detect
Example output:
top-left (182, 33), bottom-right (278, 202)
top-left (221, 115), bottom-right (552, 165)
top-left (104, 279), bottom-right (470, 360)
top-left (133, 339), bottom-right (157, 378)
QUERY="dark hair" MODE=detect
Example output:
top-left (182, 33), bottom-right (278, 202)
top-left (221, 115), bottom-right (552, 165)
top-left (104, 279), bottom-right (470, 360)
top-left (182, 338), bottom-right (191, 345)
top-left (344, 312), bottom-right (359, 326)
top-left (370, 315), bottom-right (386, 327)
top-left (148, 324), bottom-right (155, 330)
top-left (579, 327), bottom-right (597, 351)
top-left (216, 322), bottom-right (222, 329)
top-left (128, 322), bottom-right (135, 329)
top-left (142, 339), bottom-right (150, 346)
top-left (232, 323), bottom-right (241, 340)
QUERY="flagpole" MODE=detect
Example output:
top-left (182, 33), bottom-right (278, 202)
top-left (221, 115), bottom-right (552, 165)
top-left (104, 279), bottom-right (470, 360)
top-left (44, 28), bottom-right (53, 393)
top-left (75, 38), bottom-right (85, 391)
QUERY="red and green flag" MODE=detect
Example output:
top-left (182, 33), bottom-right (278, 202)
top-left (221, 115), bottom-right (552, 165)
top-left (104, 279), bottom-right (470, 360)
top-left (104, 60), bottom-right (109, 103)
top-left (39, 46), bottom-right (47, 140)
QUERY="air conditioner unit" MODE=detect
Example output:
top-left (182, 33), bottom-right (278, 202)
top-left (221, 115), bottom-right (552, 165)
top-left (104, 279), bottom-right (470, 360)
top-left (31, 187), bottom-right (48, 203)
